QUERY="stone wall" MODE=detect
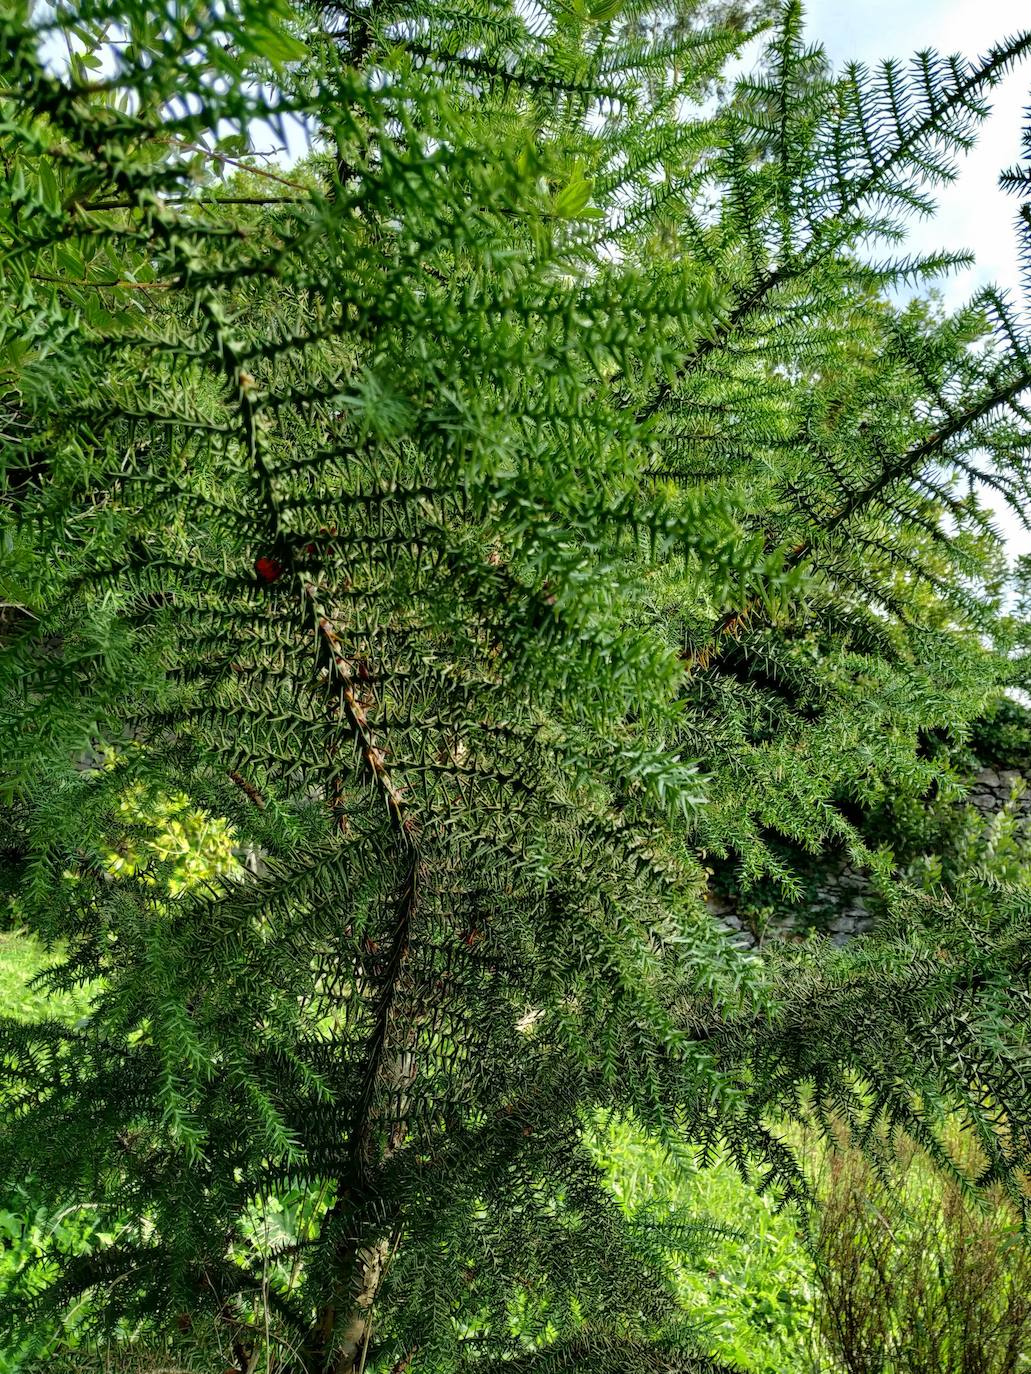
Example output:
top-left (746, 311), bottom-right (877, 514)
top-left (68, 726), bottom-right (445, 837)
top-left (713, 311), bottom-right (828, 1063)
top-left (710, 870), bottom-right (873, 951)
top-left (966, 768), bottom-right (1030, 818)
top-left (713, 766), bottom-right (1026, 950)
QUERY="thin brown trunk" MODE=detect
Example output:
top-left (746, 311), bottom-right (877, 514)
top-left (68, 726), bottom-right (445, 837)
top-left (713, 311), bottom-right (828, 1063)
top-left (300, 590), bottom-right (419, 1372)
top-left (309, 858), bottom-right (418, 1373)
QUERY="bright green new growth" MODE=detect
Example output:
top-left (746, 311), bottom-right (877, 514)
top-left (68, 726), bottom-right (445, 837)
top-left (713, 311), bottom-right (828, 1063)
top-left (3, 0), bottom-right (1031, 1369)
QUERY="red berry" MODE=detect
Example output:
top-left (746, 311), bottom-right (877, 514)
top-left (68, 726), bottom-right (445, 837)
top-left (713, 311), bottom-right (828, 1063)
top-left (255, 555), bottom-right (283, 584)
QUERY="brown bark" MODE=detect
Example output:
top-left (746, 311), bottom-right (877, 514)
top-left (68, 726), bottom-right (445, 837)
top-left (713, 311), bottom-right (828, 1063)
top-left (299, 589), bottom-right (419, 1373)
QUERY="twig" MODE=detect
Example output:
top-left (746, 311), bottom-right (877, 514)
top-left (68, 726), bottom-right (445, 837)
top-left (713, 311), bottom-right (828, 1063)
top-left (30, 273), bottom-right (175, 290)
top-left (78, 194), bottom-right (305, 210)
top-left (228, 769), bottom-right (267, 810)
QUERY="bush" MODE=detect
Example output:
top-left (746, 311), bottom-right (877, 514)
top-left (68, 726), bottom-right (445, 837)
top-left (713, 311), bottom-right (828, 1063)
top-left (808, 1128), bottom-right (1031, 1374)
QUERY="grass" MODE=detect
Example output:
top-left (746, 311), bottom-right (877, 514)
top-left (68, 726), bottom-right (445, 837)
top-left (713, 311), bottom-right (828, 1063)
top-left (806, 1127), bottom-right (1031, 1374)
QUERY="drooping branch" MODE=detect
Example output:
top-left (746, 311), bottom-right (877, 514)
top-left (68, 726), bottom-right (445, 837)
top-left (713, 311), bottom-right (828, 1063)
top-left (301, 598), bottom-right (419, 1371)
top-left (308, 588), bottom-right (410, 832)
top-left (637, 30), bottom-right (1031, 423)
top-left (198, 292), bottom-right (421, 1373)
top-left (681, 368), bottom-right (1031, 672)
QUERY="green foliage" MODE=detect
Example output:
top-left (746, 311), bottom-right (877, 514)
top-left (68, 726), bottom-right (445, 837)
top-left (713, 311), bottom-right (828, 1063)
top-left (101, 783), bottom-right (241, 894)
top-left (0, 937), bottom-right (93, 1374)
top-left (0, 1194), bottom-right (101, 1374)
top-left (809, 1127), bottom-right (1031, 1374)
top-left (0, 799), bottom-right (234, 1374)
top-left (3, 0), bottom-right (1031, 1371)
top-left (0, 934), bottom-right (87, 1034)
top-left (595, 1107), bottom-right (1031, 1374)
top-left (592, 1116), bottom-right (815, 1374)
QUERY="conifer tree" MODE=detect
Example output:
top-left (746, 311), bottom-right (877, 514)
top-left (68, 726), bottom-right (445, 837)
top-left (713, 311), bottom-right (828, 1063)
top-left (3, 1), bottom-right (1031, 1371)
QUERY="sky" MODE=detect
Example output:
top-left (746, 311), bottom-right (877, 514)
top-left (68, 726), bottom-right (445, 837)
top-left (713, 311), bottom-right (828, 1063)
top-left (804, 0), bottom-right (1028, 309)
top-left (800, 0), bottom-right (1031, 555)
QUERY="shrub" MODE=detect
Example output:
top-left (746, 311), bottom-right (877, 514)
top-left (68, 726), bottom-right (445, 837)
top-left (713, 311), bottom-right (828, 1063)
top-left (809, 1129), bottom-right (1031, 1374)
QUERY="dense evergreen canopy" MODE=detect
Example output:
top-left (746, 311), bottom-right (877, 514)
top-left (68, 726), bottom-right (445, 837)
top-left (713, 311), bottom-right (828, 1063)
top-left (3, 0), bottom-right (1031, 1369)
